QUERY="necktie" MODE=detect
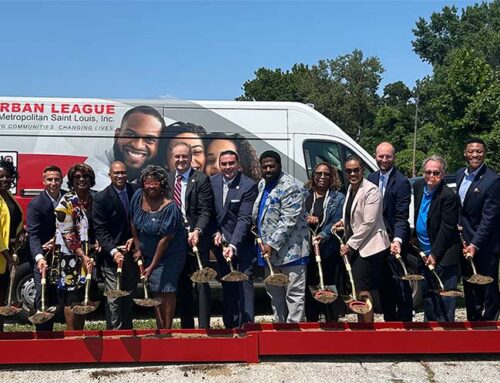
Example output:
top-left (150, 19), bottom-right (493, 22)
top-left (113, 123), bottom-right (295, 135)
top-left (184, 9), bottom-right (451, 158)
top-left (119, 190), bottom-right (129, 216)
top-left (174, 175), bottom-right (182, 207)
top-left (379, 174), bottom-right (386, 196)
top-left (223, 182), bottom-right (229, 206)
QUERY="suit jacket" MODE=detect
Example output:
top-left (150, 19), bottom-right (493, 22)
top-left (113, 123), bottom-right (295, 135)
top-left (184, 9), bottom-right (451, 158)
top-left (301, 187), bottom-right (345, 258)
top-left (92, 183), bottom-right (138, 262)
top-left (456, 165), bottom-right (500, 253)
top-left (413, 179), bottom-right (461, 266)
top-left (252, 171), bottom-right (309, 266)
top-left (167, 168), bottom-right (214, 251)
top-left (344, 179), bottom-right (390, 257)
top-left (210, 172), bottom-right (258, 257)
top-left (27, 189), bottom-right (66, 261)
top-left (367, 167), bottom-right (411, 243)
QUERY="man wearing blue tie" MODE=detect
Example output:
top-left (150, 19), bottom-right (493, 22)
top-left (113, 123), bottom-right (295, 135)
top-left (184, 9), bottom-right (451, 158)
top-left (210, 150), bottom-right (258, 328)
top-left (368, 142), bottom-right (413, 321)
top-left (457, 138), bottom-right (500, 321)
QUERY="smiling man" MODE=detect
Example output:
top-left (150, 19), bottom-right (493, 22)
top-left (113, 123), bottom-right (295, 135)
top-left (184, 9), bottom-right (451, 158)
top-left (252, 150), bottom-right (309, 323)
top-left (210, 150), bottom-right (257, 328)
top-left (87, 106), bottom-right (168, 190)
top-left (457, 138), bottom-right (500, 321)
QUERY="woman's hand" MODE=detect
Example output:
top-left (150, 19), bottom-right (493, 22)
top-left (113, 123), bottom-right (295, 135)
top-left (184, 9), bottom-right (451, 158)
top-left (340, 244), bottom-right (351, 257)
top-left (306, 215), bottom-right (319, 225)
top-left (125, 238), bottom-right (135, 252)
top-left (143, 263), bottom-right (156, 280)
top-left (133, 249), bottom-right (143, 262)
top-left (331, 220), bottom-right (344, 233)
top-left (312, 235), bottom-right (323, 246)
top-left (82, 255), bottom-right (93, 273)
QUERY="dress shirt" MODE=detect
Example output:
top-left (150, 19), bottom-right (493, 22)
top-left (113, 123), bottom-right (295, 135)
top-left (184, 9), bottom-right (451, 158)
top-left (416, 185), bottom-right (435, 256)
top-left (458, 164), bottom-right (484, 205)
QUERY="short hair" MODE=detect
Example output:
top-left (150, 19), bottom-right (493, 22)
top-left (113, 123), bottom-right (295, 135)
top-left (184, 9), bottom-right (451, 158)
top-left (344, 155), bottom-right (364, 168)
top-left (422, 155), bottom-right (447, 174)
top-left (43, 165), bottom-right (62, 175)
top-left (67, 163), bottom-right (96, 189)
top-left (120, 105), bottom-right (166, 131)
top-left (219, 149), bottom-right (239, 162)
top-left (465, 137), bottom-right (486, 150)
top-left (0, 158), bottom-right (18, 184)
top-left (305, 162), bottom-right (342, 191)
top-left (171, 141), bottom-right (192, 155)
top-left (139, 165), bottom-right (169, 192)
top-left (259, 150), bottom-right (281, 165)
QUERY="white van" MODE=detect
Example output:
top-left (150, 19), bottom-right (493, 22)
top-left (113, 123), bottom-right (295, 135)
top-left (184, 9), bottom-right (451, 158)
top-left (0, 97), bottom-right (378, 319)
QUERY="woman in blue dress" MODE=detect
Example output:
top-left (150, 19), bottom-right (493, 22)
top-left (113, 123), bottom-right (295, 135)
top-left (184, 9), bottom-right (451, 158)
top-left (130, 165), bottom-right (187, 329)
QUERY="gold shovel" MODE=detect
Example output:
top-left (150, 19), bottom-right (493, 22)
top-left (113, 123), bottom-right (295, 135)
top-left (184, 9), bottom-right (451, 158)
top-left (0, 255), bottom-right (21, 316)
top-left (457, 228), bottom-right (493, 285)
top-left (219, 241), bottom-right (248, 282)
top-left (104, 247), bottom-right (131, 299)
top-left (190, 245), bottom-right (217, 283)
top-left (250, 229), bottom-right (289, 287)
top-left (417, 250), bottom-right (464, 298)
top-left (308, 242), bottom-right (338, 304)
top-left (28, 266), bottom-right (57, 324)
top-left (72, 252), bottom-right (100, 315)
top-left (394, 252), bottom-right (424, 281)
top-left (331, 229), bottom-right (372, 315)
top-left (133, 258), bottom-right (161, 307)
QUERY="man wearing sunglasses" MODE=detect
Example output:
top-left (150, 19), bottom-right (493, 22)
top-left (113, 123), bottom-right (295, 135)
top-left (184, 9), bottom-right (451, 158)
top-left (457, 138), bottom-right (500, 321)
top-left (367, 142), bottom-right (413, 322)
top-left (413, 155), bottom-right (461, 321)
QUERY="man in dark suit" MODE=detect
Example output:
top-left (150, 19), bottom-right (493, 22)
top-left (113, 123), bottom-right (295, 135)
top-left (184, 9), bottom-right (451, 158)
top-left (92, 161), bottom-right (139, 329)
top-left (27, 165), bottom-right (65, 331)
top-left (413, 155), bottom-right (461, 321)
top-left (167, 142), bottom-right (214, 329)
top-left (367, 142), bottom-right (413, 321)
top-left (210, 150), bottom-right (257, 328)
top-left (457, 138), bottom-right (500, 321)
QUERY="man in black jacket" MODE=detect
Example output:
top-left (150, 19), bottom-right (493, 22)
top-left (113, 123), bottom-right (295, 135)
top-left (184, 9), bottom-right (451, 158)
top-left (413, 155), bottom-right (461, 321)
top-left (92, 161), bottom-right (138, 329)
top-left (27, 165), bottom-right (65, 331)
top-left (167, 142), bottom-right (214, 329)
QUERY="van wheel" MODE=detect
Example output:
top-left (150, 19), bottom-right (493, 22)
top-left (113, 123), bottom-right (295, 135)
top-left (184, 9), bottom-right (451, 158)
top-left (13, 262), bottom-right (36, 324)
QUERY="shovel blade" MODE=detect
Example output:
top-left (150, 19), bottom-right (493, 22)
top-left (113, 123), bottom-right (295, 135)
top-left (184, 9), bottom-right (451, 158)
top-left (221, 271), bottom-right (249, 282)
top-left (133, 298), bottom-right (161, 307)
top-left (348, 299), bottom-right (373, 315)
top-left (400, 274), bottom-right (425, 281)
top-left (437, 289), bottom-right (464, 298)
top-left (467, 274), bottom-right (493, 285)
top-left (264, 273), bottom-right (289, 287)
top-left (190, 268), bottom-right (217, 283)
top-left (309, 285), bottom-right (338, 304)
top-left (72, 301), bottom-right (100, 315)
top-left (0, 305), bottom-right (21, 316)
top-left (29, 311), bottom-right (55, 324)
top-left (104, 290), bottom-right (131, 299)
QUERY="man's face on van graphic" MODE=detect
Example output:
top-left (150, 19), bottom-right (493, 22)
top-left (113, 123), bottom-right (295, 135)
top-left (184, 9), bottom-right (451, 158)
top-left (113, 112), bottom-right (163, 178)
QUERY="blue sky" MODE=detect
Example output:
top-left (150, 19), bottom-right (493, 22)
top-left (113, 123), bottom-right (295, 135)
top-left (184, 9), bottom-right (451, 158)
top-left (0, 0), bottom-right (482, 100)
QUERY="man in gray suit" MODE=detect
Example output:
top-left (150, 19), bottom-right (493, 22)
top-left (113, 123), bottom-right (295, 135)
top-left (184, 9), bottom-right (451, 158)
top-left (252, 150), bottom-right (309, 323)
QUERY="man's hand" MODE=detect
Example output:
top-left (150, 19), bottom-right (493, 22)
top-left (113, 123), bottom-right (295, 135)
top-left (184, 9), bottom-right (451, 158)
top-left (262, 243), bottom-right (273, 258)
top-left (306, 215), bottom-right (319, 225)
top-left (390, 241), bottom-right (401, 256)
top-left (340, 244), bottom-right (351, 257)
top-left (113, 251), bottom-right (124, 264)
top-left (331, 220), bottom-right (344, 233)
top-left (425, 254), bottom-right (436, 267)
top-left (223, 246), bottom-right (234, 260)
top-left (36, 258), bottom-right (48, 274)
top-left (464, 244), bottom-right (476, 258)
top-left (214, 232), bottom-right (222, 247)
top-left (188, 230), bottom-right (200, 247)
top-left (312, 235), bottom-right (323, 246)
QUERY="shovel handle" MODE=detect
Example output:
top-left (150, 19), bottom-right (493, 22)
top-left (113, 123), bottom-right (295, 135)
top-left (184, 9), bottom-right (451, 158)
top-left (137, 259), bottom-right (146, 280)
top-left (41, 266), bottom-right (47, 312)
top-left (192, 246), bottom-right (204, 270)
top-left (117, 258), bottom-right (123, 274)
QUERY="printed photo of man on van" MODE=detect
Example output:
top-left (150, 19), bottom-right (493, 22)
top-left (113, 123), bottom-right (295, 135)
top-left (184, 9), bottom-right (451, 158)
top-left (87, 106), bottom-right (168, 189)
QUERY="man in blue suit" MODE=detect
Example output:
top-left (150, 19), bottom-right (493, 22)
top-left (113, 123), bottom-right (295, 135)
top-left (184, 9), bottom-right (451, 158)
top-left (27, 165), bottom-right (65, 331)
top-left (367, 142), bottom-right (413, 321)
top-left (457, 138), bottom-right (500, 321)
top-left (210, 150), bottom-right (258, 328)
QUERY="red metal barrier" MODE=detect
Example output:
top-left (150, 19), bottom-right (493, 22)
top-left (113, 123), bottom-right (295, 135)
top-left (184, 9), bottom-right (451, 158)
top-left (0, 322), bottom-right (499, 364)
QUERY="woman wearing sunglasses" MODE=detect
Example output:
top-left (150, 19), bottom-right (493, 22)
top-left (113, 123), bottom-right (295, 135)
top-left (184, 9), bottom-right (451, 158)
top-left (303, 162), bottom-right (345, 321)
top-left (130, 165), bottom-right (187, 329)
top-left (413, 155), bottom-right (461, 321)
top-left (332, 156), bottom-right (390, 323)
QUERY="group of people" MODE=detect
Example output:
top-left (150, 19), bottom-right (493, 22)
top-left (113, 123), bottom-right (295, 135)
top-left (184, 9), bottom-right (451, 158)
top-left (0, 134), bottom-right (499, 332)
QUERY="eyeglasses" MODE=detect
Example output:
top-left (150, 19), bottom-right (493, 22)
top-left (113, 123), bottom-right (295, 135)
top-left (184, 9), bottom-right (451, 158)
top-left (144, 181), bottom-right (161, 187)
top-left (314, 172), bottom-right (331, 178)
top-left (424, 170), bottom-right (441, 177)
top-left (111, 171), bottom-right (127, 176)
top-left (345, 167), bottom-right (361, 175)
top-left (73, 174), bottom-right (91, 180)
